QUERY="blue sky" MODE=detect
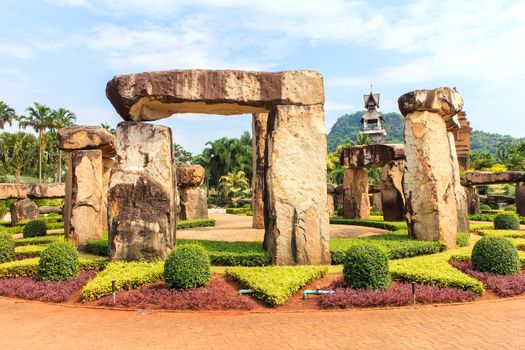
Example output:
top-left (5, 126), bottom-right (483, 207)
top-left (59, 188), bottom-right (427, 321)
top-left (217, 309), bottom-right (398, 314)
top-left (1, 0), bottom-right (524, 153)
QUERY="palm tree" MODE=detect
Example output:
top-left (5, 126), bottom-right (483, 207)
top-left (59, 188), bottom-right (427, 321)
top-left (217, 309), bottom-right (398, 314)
top-left (100, 122), bottom-right (116, 134)
top-left (219, 171), bottom-right (251, 206)
top-left (52, 108), bottom-right (76, 182)
top-left (0, 101), bottom-right (17, 129)
top-left (18, 102), bottom-right (55, 183)
top-left (0, 132), bottom-right (38, 183)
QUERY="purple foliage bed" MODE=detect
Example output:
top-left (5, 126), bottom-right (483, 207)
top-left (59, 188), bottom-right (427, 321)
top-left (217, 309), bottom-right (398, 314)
top-left (318, 279), bottom-right (476, 309)
top-left (97, 277), bottom-right (256, 310)
top-left (0, 271), bottom-right (96, 303)
top-left (450, 261), bottom-right (525, 297)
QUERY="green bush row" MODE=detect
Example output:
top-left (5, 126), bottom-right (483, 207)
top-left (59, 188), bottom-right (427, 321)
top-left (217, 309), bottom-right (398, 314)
top-left (329, 217), bottom-right (407, 231)
top-left (2, 221), bottom-right (64, 235)
top-left (469, 214), bottom-right (525, 224)
top-left (226, 265), bottom-right (328, 306)
top-left (478, 229), bottom-right (525, 239)
top-left (456, 232), bottom-right (470, 247)
top-left (177, 218), bottom-right (216, 229)
top-left (14, 235), bottom-right (63, 247)
top-left (82, 260), bottom-right (164, 301)
top-left (226, 208), bottom-right (253, 216)
top-left (0, 254), bottom-right (107, 279)
top-left (0, 214), bottom-right (62, 228)
top-left (15, 244), bottom-right (48, 258)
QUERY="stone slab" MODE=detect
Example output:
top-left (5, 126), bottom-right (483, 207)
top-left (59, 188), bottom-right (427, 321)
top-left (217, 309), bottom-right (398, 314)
top-left (340, 144), bottom-right (405, 168)
top-left (461, 171), bottom-right (525, 186)
top-left (0, 183), bottom-right (65, 200)
top-left (57, 126), bottom-right (116, 157)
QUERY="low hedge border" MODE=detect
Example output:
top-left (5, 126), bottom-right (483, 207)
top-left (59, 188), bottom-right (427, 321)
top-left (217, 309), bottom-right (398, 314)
top-left (226, 208), bottom-right (253, 216)
top-left (14, 235), bottom-right (63, 247)
top-left (15, 244), bottom-right (48, 259)
top-left (177, 218), bottom-right (216, 229)
top-left (478, 229), bottom-right (525, 239)
top-left (469, 214), bottom-right (525, 224)
top-left (226, 265), bottom-right (328, 306)
top-left (329, 217), bottom-right (407, 231)
top-left (81, 260), bottom-right (164, 301)
top-left (2, 221), bottom-right (64, 235)
top-left (0, 254), bottom-right (107, 279)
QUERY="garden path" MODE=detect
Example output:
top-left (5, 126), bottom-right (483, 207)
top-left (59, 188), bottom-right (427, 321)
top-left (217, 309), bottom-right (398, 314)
top-left (0, 296), bottom-right (523, 349)
top-left (177, 212), bottom-right (386, 242)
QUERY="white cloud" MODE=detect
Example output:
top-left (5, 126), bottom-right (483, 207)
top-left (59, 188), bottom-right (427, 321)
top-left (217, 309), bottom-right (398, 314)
top-left (45, 0), bottom-right (90, 7)
top-left (0, 43), bottom-right (33, 59)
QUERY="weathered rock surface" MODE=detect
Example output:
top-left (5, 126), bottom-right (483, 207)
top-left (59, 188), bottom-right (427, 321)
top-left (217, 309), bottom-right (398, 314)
top-left (402, 109), bottom-right (458, 248)
top-left (465, 186), bottom-right (480, 215)
top-left (106, 70), bottom-right (324, 121)
top-left (0, 183), bottom-right (65, 200)
top-left (516, 182), bottom-right (525, 216)
top-left (64, 150), bottom-right (104, 247)
top-left (10, 198), bottom-right (38, 225)
top-left (371, 192), bottom-right (382, 212)
top-left (343, 168), bottom-right (370, 219)
top-left (252, 113), bottom-right (268, 229)
top-left (101, 157), bottom-right (115, 230)
top-left (179, 187), bottom-right (208, 220)
top-left (453, 111), bottom-right (471, 170)
top-left (448, 132), bottom-right (469, 233)
top-left (57, 126), bottom-right (116, 157)
top-left (398, 87), bottom-right (463, 131)
top-left (340, 144), bottom-right (405, 168)
top-left (380, 160), bottom-right (405, 221)
top-left (38, 206), bottom-right (62, 214)
top-left (264, 104), bottom-right (330, 265)
top-left (461, 171), bottom-right (525, 186)
top-left (108, 122), bottom-right (176, 261)
top-left (177, 164), bottom-right (205, 188)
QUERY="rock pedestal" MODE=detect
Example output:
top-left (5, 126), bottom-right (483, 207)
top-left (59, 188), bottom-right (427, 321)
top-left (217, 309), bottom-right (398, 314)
top-left (448, 132), bottom-right (469, 233)
top-left (252, 113), bottom-right (268, 229)
top-left (343, 168), bottom-right (370, 219)
top-left (108, 122), bottom-right (176, 261)
top-left (265, 105), bottom-right (330, 265)
top-left (465, 186), bottom-right (480, 215)
top-left (10, 198), bottom-right (38, 225)
top-left (64, 150), bottom-right (103, 247)
top-left (380, 160), bottom-right (405, 221)
top-left (516, 182), bottom-right (525, 216)
top-left (399, 87), bottom-right (463, 248)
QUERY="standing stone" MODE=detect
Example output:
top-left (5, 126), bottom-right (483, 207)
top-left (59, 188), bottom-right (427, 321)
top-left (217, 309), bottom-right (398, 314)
top-left (252, 113), bottom-right (268, 229)
top-left (399, 87), bottom-right (463, 248)
top-left (179, 187), bottom-right (208, 220)
top-left (101, 158), bottom-right (114, 230)
top-left (108, 122), bottom-right (176, 261)
top-left (64, 150), bottom-right (103, 247)
top-left (265, 104), bottom-right (330, 265)
top-left (380, 160), bottom-right (405, 221)
top-left (465, 186), bottom-right (480, 215)
top-left (371, 192), bottom-right (382, 212)
top-left (343, 168), bottom-right (370, 219)
top-left (10, 198), bottom-right (38, 225)
top-left (516, 182), bottom-right (525, 216)
top-left (448, 132), bottom-right (469, 233)
top-left (327, 184), bottom-right (336, 217)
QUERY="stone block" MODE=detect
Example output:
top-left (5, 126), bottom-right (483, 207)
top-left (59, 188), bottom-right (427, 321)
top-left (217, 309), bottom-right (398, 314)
top-left (343, 167), bottom-right (370, 219)
top-left (179, 187), bottom-right (208, 220)
top-left (10, 198), bottom-right (38, 225)
top-left (380, 160), bottom-right (405, 221)
top-left (57, 126), bottom-right (116, 157)
top-left (177, 164), bottom-right (205, 188)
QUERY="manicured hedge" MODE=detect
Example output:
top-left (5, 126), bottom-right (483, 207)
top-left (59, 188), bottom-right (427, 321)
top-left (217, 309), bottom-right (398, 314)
top-left (0, 254), bottom-right (107, 279)
top-left (15, 244), bottom-right (47, 259)
top-left (85, 239), bottom-right (108, 257)
top-left (478, 229), bottom-right (525, 239)
top-left (330, 235), bottom-right (440, 264)
top-left (164, 244), bottom-right (211, 289)
top-left (469, 214), bottom-right (525, 224)
top-left (177, 218), bottom-right (216, 229)
top-left (389, 250), bottom-right (485, 295)
top-left (37, 242), bottom-right (80, 281)
top-left (179, 239), bottom-right (271, 266)
top-left (14, 235), bottom-right (63, 247)
top-left (456, 232), bottom-right (470, 247)
top-left (226, 265), bottom-right (328, 306)
top-left (226, 208), bottom-right (253, 216)
top-left (23, 220), bottom-right (47, 238)
top-left (2, 221), bottom-right (64, 235)
top-left (471, 237), bottom-right (520, 275)
top-left (0, 232), bottom-right (15, 263)
top-left (469, 223), bottom-right (494, 232)
top-left (329, 217), bottom-right (407, 232)
top-left (494, 213), bottom-right (520, 230)
top-left (343, 245), bottom-right (389, 290)
top-left (82, 260), bottom-right (164, 301)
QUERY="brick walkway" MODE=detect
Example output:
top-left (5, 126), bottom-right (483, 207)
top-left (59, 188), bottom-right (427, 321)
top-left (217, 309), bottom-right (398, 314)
top-left (1, 297), bottom-right (524, 349)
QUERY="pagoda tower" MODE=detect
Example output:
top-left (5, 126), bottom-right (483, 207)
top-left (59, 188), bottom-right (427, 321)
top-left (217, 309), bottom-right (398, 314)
top-left (360, 87), bottom-right (387, 144)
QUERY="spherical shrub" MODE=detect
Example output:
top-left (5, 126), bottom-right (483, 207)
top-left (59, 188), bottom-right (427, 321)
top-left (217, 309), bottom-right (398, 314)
top-left (164, 244), bottom-right (211, 290)
top-left (479, 204), bottom-right (492, 211)
top-left (0, 231), bottom-right (15, 263)
top-left (471, 236), bottom-right (520, 275)
top-left (343, 245), bottom-right (390, 290)
top-left (504, 205), bottom-right (517, 212)
top-left (37, 241), bottom-right (80, 281)
top-left (23, 220), bottom-right (47, 238)
top-left (494, 213), bottom-right (520, 230)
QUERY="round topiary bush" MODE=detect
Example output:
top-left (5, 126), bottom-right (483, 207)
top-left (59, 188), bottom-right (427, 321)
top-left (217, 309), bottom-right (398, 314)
top-left (479, 204), bottom-right (492, 211)
top-left (23, 219), bottom-right (47, 238)
top-left (504, 205), bottom-right (517, 212)
top-left (37, 241), bottom-right (80, 281)
top-left (0, 231), bottom-right (15, 263)
top-left (343, 245), bottom-right (390, 290)
top-left (494, 212), bottom-right (520, 230)
top-left (164, 244), bottom-right (211, 290)
top-left (471, 236), bottom-right (520, 275)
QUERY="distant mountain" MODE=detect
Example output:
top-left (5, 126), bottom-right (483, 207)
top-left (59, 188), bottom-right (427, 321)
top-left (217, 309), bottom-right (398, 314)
top-left (327, 111), bottom-right (524, 153)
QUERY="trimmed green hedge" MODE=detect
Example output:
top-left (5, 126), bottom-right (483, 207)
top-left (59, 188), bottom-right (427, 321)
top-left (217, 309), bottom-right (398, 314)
top-left (471, 236), bottom-right (520, 275)
top-left (456, 232), bottom-right (470, 247)
top-left (2, 221), bottom-right (64, 235)
top-left (226, 265), bottom-right (328, 306)
top-left (469, 223), bottom-right (494, 232)
top-left (0, 254), bottom-right (107, 279)
top-left (478, 229), bottom-right (525, 239)
top-left (226, 208), bottom-right (253, 216)
top-left (14, 235), bottom-right (63, 247)
top-left (15, 244), bottom-right (48, 259)
top-left (82, 260), bottom-right (164, 301)
top-left (37, 242), bottom-right (80, 281)
top-left (177, 218), bottom-right (215, 229)
top-left (329, 217), bottom-right (407, 231)
top-left (179, 239), bottom-right (271, 266)
top-left (0, 232), bottom-right (15, 263)
top-left (330, 235), bottom-right (440, 264)
top-left (164, 244), bottom-right (211, 289)
top-left (344, 245), bottom-right (389, 290)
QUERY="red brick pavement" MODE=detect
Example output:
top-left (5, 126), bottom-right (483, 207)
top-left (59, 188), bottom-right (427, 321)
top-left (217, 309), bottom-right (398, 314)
top-left (1, 297), bottom-right (524, 349)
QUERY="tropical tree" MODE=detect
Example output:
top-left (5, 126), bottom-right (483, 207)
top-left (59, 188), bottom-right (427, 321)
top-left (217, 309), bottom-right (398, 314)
top-left (18, 102), bottom-right (55, 182)
top-left (218, 170), bottom-right (251, 207)
top-left (101, 122), bottom-right (116, 134)
top-left (174, 142), bottom-right (193, 164)
top-left (0, 101), bottom-right (17, 129)
top-left (51, 108), bottom-right (76, 182)
top-left (0, 132), bottom-right (38, 183)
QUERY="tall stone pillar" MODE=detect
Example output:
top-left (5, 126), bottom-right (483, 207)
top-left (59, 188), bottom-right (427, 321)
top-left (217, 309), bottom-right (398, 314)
top-left (343, 167), bottom-right (370, 219)
top-left (108, 122), bottom-right (177, 261)
top-left (465, 186), bottom-right (480, 214)
top-left (516, 182), bottom-right (525, 216)
top-left (265, 105), bottom-right (330, 265)
top-left (101, 157), bottom-right (114, 230)
top-left (380, 160), bottom-right (405, 221)
top-left (65, 150), bottom-right (103, 247)
top-left (399, 87), bottom-right (463, 248)
top-left (252, 113), bottom-right (268, 229)
top-left (177, 164), bottom-right (207, 220)
top-left (448, 132), bottom-right (469, 233)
